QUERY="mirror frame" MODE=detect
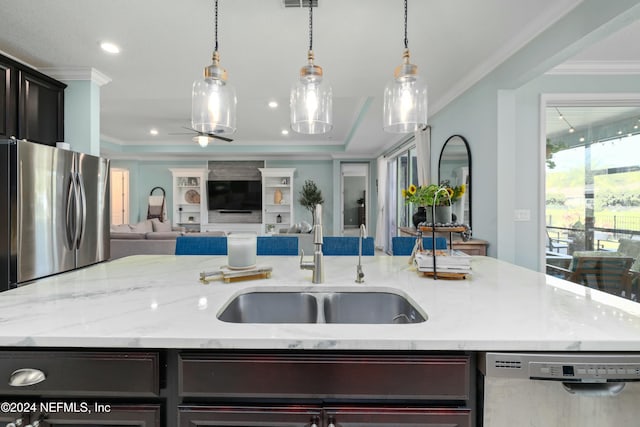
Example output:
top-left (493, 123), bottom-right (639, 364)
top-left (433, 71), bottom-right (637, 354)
top-left (438, 135), bottom-right (472, 228)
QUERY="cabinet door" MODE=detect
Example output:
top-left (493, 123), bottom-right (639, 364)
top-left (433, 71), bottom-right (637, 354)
top-left (178, 405), bottom-right (322, 427)
top-left (35, 404), bottom-right (160, 427)
top-left (0, 60), bottom-right (16, 138)
top-left (18, 70), bottom-right (65, 145)
top-left (324, 407), bottom-right (472, 427)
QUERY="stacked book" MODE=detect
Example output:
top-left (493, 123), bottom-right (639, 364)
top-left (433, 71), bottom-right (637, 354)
top-left (414, 250), bottom-right (472, 275)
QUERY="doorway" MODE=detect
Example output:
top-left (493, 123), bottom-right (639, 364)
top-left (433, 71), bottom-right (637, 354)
top-left (340, 163), bottom-right (369, 236)
top-left (111, 168), bottom-right (130, 225)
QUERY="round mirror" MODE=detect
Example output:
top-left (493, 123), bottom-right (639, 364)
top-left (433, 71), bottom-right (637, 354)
top-left (438, 135), bottom-right (471, 228)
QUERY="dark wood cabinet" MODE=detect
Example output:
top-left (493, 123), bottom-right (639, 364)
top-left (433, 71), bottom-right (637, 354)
top-left (178, 352), bottom-right (475, 427)
top-left (179, 405), bottom-right (471, 427)
top-left (18, 70), bottom-right (65, 145)
top-left (0, 59), bottom-right (16, 139)
top-left (0, 350), bottom-right (162, 426)
top-left (35, 404), bottom-right (161, 427)
top-left (3, 404), bottom-right (161, 427)
top-left (0, 53), bottom-right (65, 145)
top-left (179, 405), bottom-right (322, 427)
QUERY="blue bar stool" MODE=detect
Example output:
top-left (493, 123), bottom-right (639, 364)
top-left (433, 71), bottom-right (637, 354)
top-left (175, 236), bottom-right (228, 255)
top-left (323, 236), bottom-right (375, 256)
top-left (257, 236), bottom-right (298, 255)
top-left (391, 236), bottom-right (447, 256)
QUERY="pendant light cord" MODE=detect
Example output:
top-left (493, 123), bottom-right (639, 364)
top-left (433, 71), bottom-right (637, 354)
top-left (308, 1), bottom-right (313, 52)
top-left (403, 0), bottom-right (408, 49)
top-left (214, 0), bottom-right (219, 52)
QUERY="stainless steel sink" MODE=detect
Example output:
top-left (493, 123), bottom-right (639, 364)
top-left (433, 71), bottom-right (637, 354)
top-left (323, 292), bottom-right (426, 324)
top-left (217, 292), bottom-right (318, 323)
top-left (217, 290), bottom-right (426, 324)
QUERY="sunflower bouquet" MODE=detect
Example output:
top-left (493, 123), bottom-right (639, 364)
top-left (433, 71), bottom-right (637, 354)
top-left (402, 182), bottom-right (465, 206)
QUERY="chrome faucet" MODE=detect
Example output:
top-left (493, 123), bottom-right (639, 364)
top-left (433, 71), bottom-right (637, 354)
top-left (300, 204), bottom-right (324, 283)
top-left (355, 224), bottom-right (366, 283)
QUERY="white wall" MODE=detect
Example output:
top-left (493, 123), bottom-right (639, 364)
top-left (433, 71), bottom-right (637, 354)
top-left (426, 0), bottom-right (640, 266)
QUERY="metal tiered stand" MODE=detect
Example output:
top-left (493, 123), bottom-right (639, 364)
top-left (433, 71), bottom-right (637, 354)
top-left (414, 187), bottom-right (471, 279)
top-left (417, 224), bottom-right (469, 279)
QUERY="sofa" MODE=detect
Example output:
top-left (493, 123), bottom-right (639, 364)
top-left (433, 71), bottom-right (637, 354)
top-left (110, 219), bottom-right (185, 259)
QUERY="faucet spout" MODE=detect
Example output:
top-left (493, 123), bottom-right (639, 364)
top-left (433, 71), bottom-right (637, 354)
top-left (355, 224), bottom-right (366, 283)
top-left (300, 204), bottom-right (324, 283)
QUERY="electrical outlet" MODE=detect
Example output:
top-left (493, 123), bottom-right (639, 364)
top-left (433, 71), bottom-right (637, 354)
top-left (514, 209), bottom-right (531, 221)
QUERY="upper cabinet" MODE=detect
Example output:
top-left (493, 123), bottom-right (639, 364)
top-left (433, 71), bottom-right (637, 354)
top-left (0, 53), bottom-right (66, 145)
top-left (0, 60), bottom-right (16, 139)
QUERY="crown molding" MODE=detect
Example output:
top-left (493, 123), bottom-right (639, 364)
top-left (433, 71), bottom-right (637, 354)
top-left (38, 67), bottom-right (112, 86)
top-left (547, 60), bottom-right (640, 75)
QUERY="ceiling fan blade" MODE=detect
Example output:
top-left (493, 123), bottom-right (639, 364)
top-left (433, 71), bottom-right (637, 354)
top-left (176, 126), bottom-right (233, 142)
top-left (208, 134), bottom-right (234, 142)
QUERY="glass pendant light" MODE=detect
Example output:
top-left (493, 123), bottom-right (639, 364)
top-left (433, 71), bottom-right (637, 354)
top-left (290, 2), bottom-right (333, 134)
top-left (383, 0), bottom-right (427, 133)
top-left (192, 0), bottom-right (237, 136)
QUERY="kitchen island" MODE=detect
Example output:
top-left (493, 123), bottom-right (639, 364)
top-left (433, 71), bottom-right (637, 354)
top-left (0, 254), bottom-right (638, 350)
top-left (0, 255), bottom-right (639, 427)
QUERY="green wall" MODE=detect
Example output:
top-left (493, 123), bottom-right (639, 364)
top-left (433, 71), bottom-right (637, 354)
top-left (266, 160), bottom-right (335, 233)
top-left (111, 159), bottom-right (207, 223)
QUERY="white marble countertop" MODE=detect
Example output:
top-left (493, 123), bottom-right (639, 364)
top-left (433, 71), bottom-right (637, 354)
top-left (1, 255), bottom-right (639, 351)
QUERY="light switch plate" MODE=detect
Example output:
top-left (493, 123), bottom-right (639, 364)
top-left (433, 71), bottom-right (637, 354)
top-left (514, 209), bottom-right (531, 221)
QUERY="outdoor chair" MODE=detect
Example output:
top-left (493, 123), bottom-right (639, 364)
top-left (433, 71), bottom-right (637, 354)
top-left (552, 256), bottom-right (634, 299)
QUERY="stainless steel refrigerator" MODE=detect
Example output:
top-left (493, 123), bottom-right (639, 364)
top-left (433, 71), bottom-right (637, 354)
top-left (0, 139), bottom-right (110, 291)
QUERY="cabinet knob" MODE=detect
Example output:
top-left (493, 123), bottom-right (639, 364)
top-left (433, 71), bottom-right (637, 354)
top-left (8, 368), bottom-right (46, 387)
top-left (8, 418), bottom-right (24, 427)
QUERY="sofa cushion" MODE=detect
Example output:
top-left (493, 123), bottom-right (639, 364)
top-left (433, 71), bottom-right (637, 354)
top-left (111, 232), bottom-right (147, 240)
top-left (111, 223), bottom-right (132, 233)
top-left (130, 220), bottom-right (153, 233)
top-left (151, 218), bottom-right (172, 232)
top-left (146, 231), bottom-right (183, 240)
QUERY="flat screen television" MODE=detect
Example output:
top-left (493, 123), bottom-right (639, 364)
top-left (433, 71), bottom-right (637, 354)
top-left (207, 180), bottom-right (262, 211)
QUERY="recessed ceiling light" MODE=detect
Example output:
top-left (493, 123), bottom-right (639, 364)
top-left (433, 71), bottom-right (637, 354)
top-left (100, 41), bottom-right (121, 54)
top-left (281, 129), bottom-right (289, 135)
top-left (268, 101), bottom-right (278, 109)
top-left (149, 128), bottom-right (159, 136)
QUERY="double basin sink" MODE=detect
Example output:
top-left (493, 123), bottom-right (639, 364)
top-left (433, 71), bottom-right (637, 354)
top-left (217, 289), bottom-right (427, 324)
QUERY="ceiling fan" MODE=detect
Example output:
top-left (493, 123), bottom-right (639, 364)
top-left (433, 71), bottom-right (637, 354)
top-left (169, 127), bottom-right (234, 143)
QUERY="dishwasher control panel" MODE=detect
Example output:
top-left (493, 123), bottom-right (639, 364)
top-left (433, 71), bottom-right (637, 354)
top-left (483, 352), bottom-right (640, 381)
top-left (529, 361), bottom-right (640, 381)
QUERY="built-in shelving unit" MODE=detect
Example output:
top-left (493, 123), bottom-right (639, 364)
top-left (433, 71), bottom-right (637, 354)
top-left (170, 168), bottom-right (207, 232)
top-left (259, 168), bottom-right (295, 234)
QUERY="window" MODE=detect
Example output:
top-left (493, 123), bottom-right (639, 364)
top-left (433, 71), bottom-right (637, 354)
top-left (545, 104), bottom-right (640, 299)
top-left (385, 143), bottom-right (418, 248)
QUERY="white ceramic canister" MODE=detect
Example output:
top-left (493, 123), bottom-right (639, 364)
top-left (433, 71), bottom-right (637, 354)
top-left (227, 233), bottom-right (257, 269)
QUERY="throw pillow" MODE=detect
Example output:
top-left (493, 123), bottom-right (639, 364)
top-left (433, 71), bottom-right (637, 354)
top-left (151, 218), bottom-right (172, 232)
top-left (111, 223), bottom-right (131, 233)
top-left (130, 220), bottom-right (153, 233)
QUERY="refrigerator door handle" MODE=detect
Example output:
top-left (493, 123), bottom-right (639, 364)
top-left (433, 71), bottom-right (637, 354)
top-left (65, 171), bottom-right (76, 249)
top-left (76, 172), bottom-right (87, 248)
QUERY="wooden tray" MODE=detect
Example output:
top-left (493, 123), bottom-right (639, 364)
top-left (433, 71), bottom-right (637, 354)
top-left (420, 271), bottom-right (467, 280)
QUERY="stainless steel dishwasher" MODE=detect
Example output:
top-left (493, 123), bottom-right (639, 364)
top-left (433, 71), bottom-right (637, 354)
top-left (479, 352), bottom-right (640, 426)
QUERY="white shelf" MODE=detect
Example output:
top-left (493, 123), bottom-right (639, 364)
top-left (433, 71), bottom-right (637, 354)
top-left (170, 168), bottom-right (207, 231)
top-left (259, 168), bottom-right (295, 235)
